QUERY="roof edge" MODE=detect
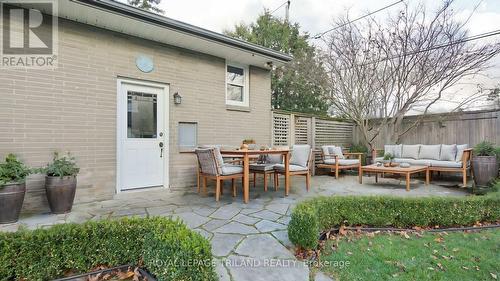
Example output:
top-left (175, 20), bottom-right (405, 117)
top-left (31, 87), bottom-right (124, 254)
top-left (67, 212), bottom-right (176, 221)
top-left (70, 0), bottom-right (293, 62)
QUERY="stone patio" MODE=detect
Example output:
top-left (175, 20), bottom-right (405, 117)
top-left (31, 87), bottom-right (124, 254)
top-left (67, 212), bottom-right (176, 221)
top-left (0, 174), bottom-right (469, 281)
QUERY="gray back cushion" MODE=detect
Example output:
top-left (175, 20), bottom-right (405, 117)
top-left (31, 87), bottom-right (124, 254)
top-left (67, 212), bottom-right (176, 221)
top-left (321, 145), bottom-right (335, 157)
top-left (384, 144), bottom-right (402, 158)
top-left (419, 145), bottom-right (441, 160)
top-left (291, 145), bottom-right (311, 167)
top-left (455, 144), bottom-right (468, 162)
top-left (402, 145), bottom-right (421, 159)
top-left (200, 145), bottom-right (225, 164)
top-left (440, 144), bottom-right (457, 161)
top-left (328, 146), bottom-right (344, 159)
top-left (195, 148), bottom-right (220, 175)
top-left (213, 147), bottom-right (225, 166)
top-left (267, 154), bottom-right (283, 164)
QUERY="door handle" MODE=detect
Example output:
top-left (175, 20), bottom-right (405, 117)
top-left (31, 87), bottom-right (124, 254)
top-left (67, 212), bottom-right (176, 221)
top-left (159, 142), bottom-right (164, 158)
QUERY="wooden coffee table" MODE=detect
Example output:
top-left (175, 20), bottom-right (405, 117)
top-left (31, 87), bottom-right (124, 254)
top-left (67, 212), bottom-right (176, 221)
top-left (361, 164), bottom-right (430, 191)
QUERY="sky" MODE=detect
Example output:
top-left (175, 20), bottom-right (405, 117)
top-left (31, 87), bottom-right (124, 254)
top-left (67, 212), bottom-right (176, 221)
top-left (129, 0), bottom-right (500, 113)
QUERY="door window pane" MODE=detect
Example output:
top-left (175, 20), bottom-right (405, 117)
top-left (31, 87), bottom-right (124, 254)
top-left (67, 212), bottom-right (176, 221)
top-left (178, 122), bottom-right (197, 148)
top-left (227, 84), bottom-right (243, 102)
top-left (127, 91), bottom-right (157, 138)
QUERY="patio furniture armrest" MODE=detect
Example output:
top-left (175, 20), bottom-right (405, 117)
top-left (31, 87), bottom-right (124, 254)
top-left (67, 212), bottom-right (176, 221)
top-left (307, 149), bottom-right (314, 170)
top-left (344, 152), bottom-right (362, 161)
top-left (371, 148), bottom-right (383, 159)
top-left (462, 148), bottom-right (473, 165)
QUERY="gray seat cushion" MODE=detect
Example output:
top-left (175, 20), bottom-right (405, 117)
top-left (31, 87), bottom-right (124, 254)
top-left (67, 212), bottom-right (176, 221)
top-left (402, 145), bottom-right (421, 159)
top-left (384, 144), bottom-right (402, 158)
top-left (440, 144), bottom-right (457, 161)
top-left (419, 145), bottom-right (441, 160)
top-left (430, 160), bottom-right (463, 168)
top-left (324, 159), bottom-right (359, 166)
top-left (250, 163), bottom-right (275, 171)
top-left (274, 164), bottom-right (308, 172)
top-left (290, 145), bottom-right (311, 168)
top-left (221, 164), bottom-right (243, 175)
top-left (393, 158), bottom-right (415, 163)
top-left (455, 144), bottom-right (468, 162)
top-left (395, 158), bottom-right (431, 166)
top-left (409, 159), bottom-right (431, 166)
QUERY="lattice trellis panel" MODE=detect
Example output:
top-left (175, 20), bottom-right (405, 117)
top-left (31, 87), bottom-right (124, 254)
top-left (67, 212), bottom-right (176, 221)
top-left (294, 117), bottom-right (309, 145)
top-left (273, 113), bottom-right (290, 146)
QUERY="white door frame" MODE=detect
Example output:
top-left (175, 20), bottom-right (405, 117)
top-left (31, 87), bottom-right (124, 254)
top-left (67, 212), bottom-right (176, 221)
top-left (116, 77), bottom-right (169, 193)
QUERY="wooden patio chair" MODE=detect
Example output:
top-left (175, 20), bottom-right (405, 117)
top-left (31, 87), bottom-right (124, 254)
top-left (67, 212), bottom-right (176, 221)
top-left (195, 148), bottom-right (243, 201)
top-left (250, 153), bottom-right (283, 192)
top-left (274, 144), bottom-right (313, 191)
top-left (317, 145), bottom-right (362, 183)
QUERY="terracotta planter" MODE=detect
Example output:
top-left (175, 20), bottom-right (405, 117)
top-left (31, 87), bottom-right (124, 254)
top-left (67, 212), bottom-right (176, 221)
top-left (471, 156), bottom-right (498, 187)
top-left (45, 175), bottom-right (77, 214)
top-left (0, 182), bottom-right (26, 224)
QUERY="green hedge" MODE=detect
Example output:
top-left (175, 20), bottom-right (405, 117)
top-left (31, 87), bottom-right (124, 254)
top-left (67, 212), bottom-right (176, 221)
top-left (0, 217), bottom-right (217, 281)
top-left (288, 195), bottom-right (500, 249)
top-left (288, 204), bottom-right (319, 250)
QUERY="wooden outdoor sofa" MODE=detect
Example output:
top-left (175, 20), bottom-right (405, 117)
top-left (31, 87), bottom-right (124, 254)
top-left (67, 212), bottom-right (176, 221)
top-left (372, 144), bottom-right (473, 187)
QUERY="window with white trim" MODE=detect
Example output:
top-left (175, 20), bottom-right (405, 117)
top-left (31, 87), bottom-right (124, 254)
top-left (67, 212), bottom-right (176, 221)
top-left (226, 63), bottom-right (249, 107)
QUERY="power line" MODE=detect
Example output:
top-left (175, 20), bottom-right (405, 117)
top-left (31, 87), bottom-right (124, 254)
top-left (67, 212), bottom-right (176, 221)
top-left (270, 0), bottom-right (288, 15)
top-left (358, 29), bottom-right (500, 67)
top-left (340, 29), bottom-right (500, 70)
top-left (312, 0), bottom-right (404, 39)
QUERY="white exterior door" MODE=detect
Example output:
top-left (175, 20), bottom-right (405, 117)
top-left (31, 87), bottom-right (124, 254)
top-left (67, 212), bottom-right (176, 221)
top-left (117, 80), bottom-right (168, 191)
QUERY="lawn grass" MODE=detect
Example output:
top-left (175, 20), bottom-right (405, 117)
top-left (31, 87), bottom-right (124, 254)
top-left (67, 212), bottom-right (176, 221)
top-left (320, 229), bottom-right (500, 281)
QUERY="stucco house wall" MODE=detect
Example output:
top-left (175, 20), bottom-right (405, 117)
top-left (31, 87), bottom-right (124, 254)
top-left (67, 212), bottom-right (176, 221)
top-left (0, 18), bottom-right (272, 212)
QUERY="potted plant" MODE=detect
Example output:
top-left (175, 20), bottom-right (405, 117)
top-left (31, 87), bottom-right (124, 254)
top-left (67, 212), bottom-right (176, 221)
top-left (242, 138), bottom-right (255, 144)
top-left (472, 141), bottom-right (499, 187)
top-left (0, 154), bottom-right (31, 224)
top-left (241, 139), bottom-right (255, 150)
top-left (383, 153), bottom-right (396, 167)
top-left (349, 143), bottom-right (369, 165)
top-left (42, 152), bottom-right (80, 214)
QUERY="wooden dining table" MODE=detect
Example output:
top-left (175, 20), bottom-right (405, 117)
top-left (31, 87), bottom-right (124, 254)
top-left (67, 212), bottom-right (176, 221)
top-left (220, 148), bottom-right (291, 203)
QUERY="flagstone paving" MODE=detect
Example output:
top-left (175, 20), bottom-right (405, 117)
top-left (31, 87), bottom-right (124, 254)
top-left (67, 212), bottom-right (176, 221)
top-left (1, 175), bottom-right (469, 281)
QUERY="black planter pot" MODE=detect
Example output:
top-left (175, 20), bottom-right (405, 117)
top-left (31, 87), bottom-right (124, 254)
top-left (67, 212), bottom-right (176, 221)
top-left (0, 182), bottom-right (26, 224)
top-left (45, 175), bottom-right (77, 214)
top-left (471, 156), bottom-right (498, 187)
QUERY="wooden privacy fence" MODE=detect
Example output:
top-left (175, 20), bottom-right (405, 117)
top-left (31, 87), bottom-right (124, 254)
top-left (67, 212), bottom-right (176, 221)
top-left (352, 109), bottom-right (500, 148)
top-left (272, 110), bottom-right (355, 172)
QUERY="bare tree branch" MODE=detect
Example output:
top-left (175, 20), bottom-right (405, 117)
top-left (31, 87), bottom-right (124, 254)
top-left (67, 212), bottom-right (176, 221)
top-left (323, 0), bottom-right (500, 148)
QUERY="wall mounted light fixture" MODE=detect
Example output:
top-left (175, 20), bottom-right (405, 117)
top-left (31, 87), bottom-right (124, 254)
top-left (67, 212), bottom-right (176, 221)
top-left (173, 92), bottom-right (182, 105)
